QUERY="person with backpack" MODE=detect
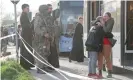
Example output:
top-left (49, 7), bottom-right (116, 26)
top-left (86, 16), bottom-right (105, 79)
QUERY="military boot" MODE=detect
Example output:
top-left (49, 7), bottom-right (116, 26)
top-left (43, 67), bottom-right (54, 72)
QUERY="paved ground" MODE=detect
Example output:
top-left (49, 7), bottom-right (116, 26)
top-left (29, 57), bottom-right (133, 80)
top-left (1, 46), bottom-right (133, 80)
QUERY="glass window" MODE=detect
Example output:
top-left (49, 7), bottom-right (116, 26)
top-left (69, 1), bottom-right (83, 7)
top-left (101, 1), bottom-right (121, 32)
top-left (126, 1), bottom-right (133, 50)
top-left (60, 9), bottom-right (83, 35)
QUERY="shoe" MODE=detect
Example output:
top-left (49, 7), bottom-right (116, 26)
top-left (43, 67), bottom-right (54, 72)
top-left (107, 74), bottom-right (112, 78)
top-left (107, 70), bottom-right (112, 78)
top-left (97, 74), bottom-right (103, 79)
top-left (88, 73), bottom-right (93, 77)
top-left (37, 68), bottom-right (46, 74)
top-left (92, 74), bottom-right (103, 79)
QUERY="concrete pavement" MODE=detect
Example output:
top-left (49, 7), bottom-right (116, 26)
top-left (29, 57), bottom-right (133, 80)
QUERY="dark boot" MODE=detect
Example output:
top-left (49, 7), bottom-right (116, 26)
top-left (107, 70), bottom-right (112, 78)
top-left (37, 68), bottom-right (46, 74)
top-left (43, 67), bottom-right (54, 72)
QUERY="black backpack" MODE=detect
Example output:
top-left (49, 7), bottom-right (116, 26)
top-left (85, 26), bottom-right (104, 47)
top-left (85, 26), bottom-right (97, 47)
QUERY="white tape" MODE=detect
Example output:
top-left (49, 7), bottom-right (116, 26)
top-left (19, 33), bottom-right (69, 80)
top-left (20, 54), bottom-right (61, 80)
top-left (0, 34), bottom-right (16, 40)
top-left (18, 32), bottom-right (90, 80)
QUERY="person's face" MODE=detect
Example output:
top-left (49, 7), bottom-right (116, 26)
top-left (103, 13), bottom-right (110, 22)
top-left (48, 6), bottom-right (53, 13)
top-left (23, 7), bottom-right (29, 13)
top-left (79, 17), bottom-right (83, 24)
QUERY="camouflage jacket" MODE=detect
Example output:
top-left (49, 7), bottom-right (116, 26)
top-left (34, 13), bottom-right (55, 46)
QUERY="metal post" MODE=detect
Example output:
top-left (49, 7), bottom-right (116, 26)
top-left (14, 3), bottom-right (19, 62)
top-left (0, 0), bottom-right (2, 58)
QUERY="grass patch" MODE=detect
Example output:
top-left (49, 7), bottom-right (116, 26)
top-left (1, 58), bottom-right (35, 80)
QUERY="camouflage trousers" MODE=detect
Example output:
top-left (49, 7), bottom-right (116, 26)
top-left (34, 43), bottom-right (51, 69)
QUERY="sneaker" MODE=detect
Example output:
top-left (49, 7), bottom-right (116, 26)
top-left (92, 74), bottom-right (103, 79)
top-left (88, 73), bottom-right (93, 77)
top-left (107, 74), bottom-right (112, 78)
top-left (97, 74), bottom-right (103, 79)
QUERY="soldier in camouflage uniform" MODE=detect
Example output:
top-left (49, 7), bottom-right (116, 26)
top-left (34, 5), bottom-right (55, 74)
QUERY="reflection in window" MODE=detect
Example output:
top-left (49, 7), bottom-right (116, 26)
top-left (60, 9), bottom-right (83, 35)
top-left (126, 1), bottom-right (133, 50)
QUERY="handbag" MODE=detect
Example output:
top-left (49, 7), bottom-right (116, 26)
top-left (109, 38), bottom-right (117, 47)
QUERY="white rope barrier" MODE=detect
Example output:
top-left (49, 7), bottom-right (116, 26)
top-left (19, 32), bottom-right (70, 80)
top-left (20, 54), bottom-right (61, 80)
top-left (18, 32), bottom-right (90, 80)
top-left (0, 32), bottom-right (90, 80)
top-left (0, 34), bottom-right (16, 40)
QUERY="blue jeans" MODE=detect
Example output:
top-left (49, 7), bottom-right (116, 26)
top-left (88, 51), bottom-right (98, 74)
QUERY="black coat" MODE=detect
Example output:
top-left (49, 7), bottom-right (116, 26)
top-left (69, 23), bottom-right (84, 62)
top-left (20, 12), bottom-right (34, 69)
top-left (48, 42), bottom-right (60, 68)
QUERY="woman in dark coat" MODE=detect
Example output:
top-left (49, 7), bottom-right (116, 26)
top-left (20, 4), bottom-right (34, 70)
top-left (69, 16), bottom-right (84, 62)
